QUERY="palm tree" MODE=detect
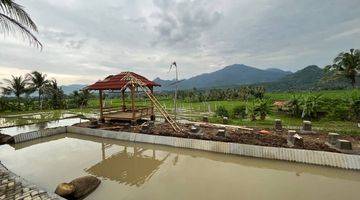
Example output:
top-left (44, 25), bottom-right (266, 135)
top-left (325, 49), bottom-right (360, 88)
top-left (256, 99), bottom-right (272, 120)
top-left (44, 79), bottom-right (65, 109)
top-left (27, 71), bottom-right (49, 109)
top-left (1, 75), bottom-right (29, 109)
top-left (0, 0), bottom-right (42, 48)
top-left (287, 94), bottom-right (302, 117)
top-left (300, 94), bottom-right (323, 120)
top-left (246, 101), bottom-right (257, 121)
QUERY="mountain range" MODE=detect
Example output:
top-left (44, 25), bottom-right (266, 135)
top-left (154, 64), bottom-right (292, 91)
top-left (61, 64), bottom-right (357, 94)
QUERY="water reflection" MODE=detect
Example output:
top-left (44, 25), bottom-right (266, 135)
top-left (86, 142), bottom-right (170, 187)
top-left (4, 133), bottom-right (360, 200)
top-left (12, 133), bottom-right (360, 183)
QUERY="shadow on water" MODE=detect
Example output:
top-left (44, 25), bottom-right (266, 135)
top-left (12, 132), bottom-right (360, 183)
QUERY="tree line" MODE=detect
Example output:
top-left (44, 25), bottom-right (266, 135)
top-left (0, 71), bottom-right (92, 112)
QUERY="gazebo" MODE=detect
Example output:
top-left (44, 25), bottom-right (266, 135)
top-left (86, 72), bottom-right (161, 123)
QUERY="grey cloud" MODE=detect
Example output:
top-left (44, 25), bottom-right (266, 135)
top-left (40, 28), bottom-right (87, 49)
top-left (1, 0), bottom-right (360, 84)
top-left (151, 0), bottom-right (222, 46)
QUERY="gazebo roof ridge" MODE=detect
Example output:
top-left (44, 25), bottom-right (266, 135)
top-left (86, 71), bottom-right (161, 91)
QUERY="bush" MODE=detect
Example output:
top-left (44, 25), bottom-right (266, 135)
top-left (215, 105), bottom-right (229, 117)
top-left (232, 105), bottom-right (246, 119)
top-left (326, 104), bottom-right (349, 121)
top-left (349, 94), bottom-right (360, 121)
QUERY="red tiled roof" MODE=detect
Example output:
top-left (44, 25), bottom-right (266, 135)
top-left (86, 71), bottom-right (161, 90)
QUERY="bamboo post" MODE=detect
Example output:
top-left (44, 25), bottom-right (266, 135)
top-left (150, 86), bottom-right (155, 120)
top-left (131, 84), bottom-right (135, 120)
top-left (121, 89), bottom-right (125, 111)
top-left (99, 90), bottom-right (104, 122)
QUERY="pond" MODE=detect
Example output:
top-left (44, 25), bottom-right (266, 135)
top-left (0, 118), bottom-right (87, 136)
top-left (0, 133), bottom-right (359, 200)
top-left (0, 111), bottom-right (81, 127)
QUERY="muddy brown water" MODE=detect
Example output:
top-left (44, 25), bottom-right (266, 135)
top-left (0, 133), bottom-right (360, 200)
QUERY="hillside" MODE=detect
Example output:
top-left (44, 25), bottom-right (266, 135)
top-left (154, 64), bottom-right (291, 90)
top-left (61, 84), bottom-right (87, 95)
top-left (258, 65), bottom-right (359, 92)
top-left (259, 65), bottom-right (323, 91)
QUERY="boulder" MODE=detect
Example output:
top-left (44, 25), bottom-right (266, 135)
top-left (55, 176), bottom-right (101, 200)
top-left (55, 183), bottom-right (75, 199)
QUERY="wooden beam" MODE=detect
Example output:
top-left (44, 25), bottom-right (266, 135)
top-left (99, 90), bottom-right (104, 121)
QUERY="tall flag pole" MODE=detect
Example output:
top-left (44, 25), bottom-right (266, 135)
top-left (169, 61), bottom-right (178, 120)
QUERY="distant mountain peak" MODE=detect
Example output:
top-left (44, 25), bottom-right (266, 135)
top-left (154, 63), bottom-right (291, 91)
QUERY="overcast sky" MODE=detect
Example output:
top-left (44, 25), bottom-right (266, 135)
top-left (1, 0), bottom-right (360, 85)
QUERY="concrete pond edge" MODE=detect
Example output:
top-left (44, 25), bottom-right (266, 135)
top-left (12, 126), bottom-right (360, 170)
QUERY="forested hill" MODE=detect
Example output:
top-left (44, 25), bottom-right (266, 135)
top-left (154, 64), bottom-right (291, 90)
top-left (257, 65), bottom-right (360, 92)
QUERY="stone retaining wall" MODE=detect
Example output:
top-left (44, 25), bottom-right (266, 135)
top-left (11, 126), bottom-right (360, 170)
top-left (0, 162), bottom-right (65, 200)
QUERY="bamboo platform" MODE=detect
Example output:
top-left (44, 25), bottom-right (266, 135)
top-left (103, 107), bottom-right (154, 121)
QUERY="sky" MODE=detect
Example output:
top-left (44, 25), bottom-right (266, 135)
top-left (1, 0), bottom-right (360, 85)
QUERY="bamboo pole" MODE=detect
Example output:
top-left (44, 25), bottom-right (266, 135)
top-left (121, 89), bottom-right (125, 111)
top-left (131, 84), bottom-right (135, 120)
top-left (99, 90), bottom-right (104, 121)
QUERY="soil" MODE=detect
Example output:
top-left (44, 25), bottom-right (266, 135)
top-left (0, 133), bottom-right (13, 145)
top-left (75, 121), bottom-right (360, 154)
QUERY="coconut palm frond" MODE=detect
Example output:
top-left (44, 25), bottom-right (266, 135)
top-left (0, 0), bottom-right (38, 32)
top-left (0, 12), bottom-right (42, 49)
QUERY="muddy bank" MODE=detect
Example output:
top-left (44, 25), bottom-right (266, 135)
top-left (74, 121), bottom-right (360, 154)
top-left (0, 133), bottom-right (13, 145)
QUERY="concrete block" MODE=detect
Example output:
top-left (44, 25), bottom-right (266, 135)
top-left (328, 132), bottom-right (340, 145)
top-left (222, 117), bottom-right (229, 124)
top-left (302, 120), bottom-right (312, 131)
top-left (202, 116), bottom-right (209, 122)
top-left (217, 129), bottom-right (226, 137)
top-left (190, 125), bottom-right (199, 133)
top-left (287, 130), bottom-right (296, 138)
top-left (291, 134), bottom-right (304, 147)
top-left (336, 139), bottom-right (352, 150)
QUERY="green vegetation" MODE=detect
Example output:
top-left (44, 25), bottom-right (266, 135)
top-left (325, 49), bottom-right (360, 88)
top-left (0, 0), bottom-right (42, 48)
top-left (0, 48), bottom-right (359, 135)
top-left (0, 71), bottom-right (92, 113)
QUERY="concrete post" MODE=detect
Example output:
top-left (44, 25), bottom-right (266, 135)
top-left (302, 120), bottom-right (312, 131)
top-left (275, 119), bottom-right (282, 131)
top-left (328, 132), bottom-right (339, 145)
